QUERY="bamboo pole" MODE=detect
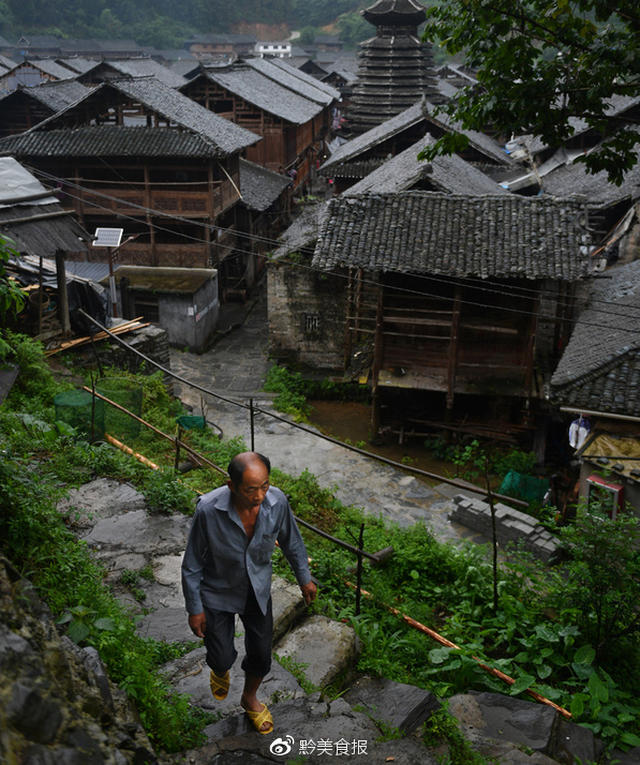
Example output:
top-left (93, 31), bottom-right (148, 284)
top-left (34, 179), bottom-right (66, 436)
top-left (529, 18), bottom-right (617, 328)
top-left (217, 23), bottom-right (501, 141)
top-left (345, 581), bottom-right (571, 719)
top-left (83, 386), bottom-right (226, 476)
top-left (45, 318), bottom-right (149, 356)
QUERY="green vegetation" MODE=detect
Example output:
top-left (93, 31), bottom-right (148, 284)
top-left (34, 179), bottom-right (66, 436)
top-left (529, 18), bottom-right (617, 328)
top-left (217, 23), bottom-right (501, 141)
top-left (0, 0), bottom-right (368, 50)
top-left (422, 0), bottom-right (640, 184)
top-left (2, 331), bottom-right (640, 753)
top-left (264, 363), bottom-right (369, 422)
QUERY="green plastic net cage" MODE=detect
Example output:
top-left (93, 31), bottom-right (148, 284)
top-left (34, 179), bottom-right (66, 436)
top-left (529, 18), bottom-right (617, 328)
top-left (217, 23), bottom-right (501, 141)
top-left (54, 389), bottom-right (104, 438)
top-left (498, 470), bottom-right (549, 505)
top-left (176, 414), bottom-right (206, 430)
top-left (96, 377), bottom-right (143, 439)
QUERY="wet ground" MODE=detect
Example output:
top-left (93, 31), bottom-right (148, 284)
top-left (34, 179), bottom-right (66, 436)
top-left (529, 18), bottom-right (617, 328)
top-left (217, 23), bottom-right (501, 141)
top-left (169, 279), bottom-right (492, 546)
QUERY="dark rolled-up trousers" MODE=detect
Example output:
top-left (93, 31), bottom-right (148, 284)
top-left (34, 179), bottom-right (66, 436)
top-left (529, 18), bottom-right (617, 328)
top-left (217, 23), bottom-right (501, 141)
top-left (202, 588), bottom-right (273, 678)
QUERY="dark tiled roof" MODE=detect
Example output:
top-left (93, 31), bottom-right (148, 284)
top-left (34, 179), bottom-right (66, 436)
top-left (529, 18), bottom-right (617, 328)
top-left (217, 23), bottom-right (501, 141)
top-left (246, 57), bottom-right (340, 103)
top-left (541, 153), bottom-right (640, 209)
top-left (197, 64), bottom-right (323, 124)
top-left (424, 105), bottom-right (511, 166)
top-left (55, 57), bottom-right (95, 74)
top-left (18, 80), bottom-right (91, 111)
top-left (34, 78), bottom-right (260, 156)
top-left (344, 135), bottom-right (504, 195)
top-left (321, 101), bottom-right (425, 172)
top-left (239, 158), bottom-right (289, 212)
top-left (18, 58), bottom-right (75, 80)
top-left (107, 78), bottom-right (260, 154)
top-left (273, 202), bottom-right (328, 259)
top-left (550, 261), bottom-right (640, 416)
top-left (313, 192), bottom-right (592, 279)
top-left (0, 125), bottom-right (227, 158)
top-left (321, 100), bottom-right (511, 175)
top-left (104, 59), bottom-right (187, 88)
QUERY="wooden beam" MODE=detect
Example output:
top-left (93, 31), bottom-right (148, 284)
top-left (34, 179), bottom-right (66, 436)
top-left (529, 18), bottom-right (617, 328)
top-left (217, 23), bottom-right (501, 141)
top-left (446, 286), bottom-right (462, 411)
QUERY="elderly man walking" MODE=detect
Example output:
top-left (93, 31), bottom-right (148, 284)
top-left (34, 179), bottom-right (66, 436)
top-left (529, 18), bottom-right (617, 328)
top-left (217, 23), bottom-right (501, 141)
top-left (181, 451), bottom-right (317, 734)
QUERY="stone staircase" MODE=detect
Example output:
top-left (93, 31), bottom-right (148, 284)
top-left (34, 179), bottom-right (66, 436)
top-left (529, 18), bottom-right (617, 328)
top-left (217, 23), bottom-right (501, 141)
top-left (56, 478), bottom-right (637, 765)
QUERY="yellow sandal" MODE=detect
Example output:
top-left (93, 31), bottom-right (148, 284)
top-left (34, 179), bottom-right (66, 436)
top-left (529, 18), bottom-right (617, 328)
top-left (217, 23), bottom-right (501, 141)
top-left (245, 703), bottom-right (273, 735)
top-left (209, 669), bottom-right (230, 700)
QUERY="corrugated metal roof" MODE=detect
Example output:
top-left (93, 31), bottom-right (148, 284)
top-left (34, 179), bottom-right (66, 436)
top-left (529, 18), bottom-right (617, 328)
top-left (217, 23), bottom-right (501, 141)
top-left (199, 64), bottom-right (323, 125)
top-left (0, 203), bottom-right (87, 256)
top-left (313, 191), bottom-right (592, 280)
top-left (345, 135), bottom-right (505, 195)
top-left (0, 125), bottom-right (225, 158)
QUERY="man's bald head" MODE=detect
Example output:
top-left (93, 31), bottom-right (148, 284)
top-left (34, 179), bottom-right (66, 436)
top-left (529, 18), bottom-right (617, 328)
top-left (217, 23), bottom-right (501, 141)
top-left (227, 452), bottom-right (271, 488)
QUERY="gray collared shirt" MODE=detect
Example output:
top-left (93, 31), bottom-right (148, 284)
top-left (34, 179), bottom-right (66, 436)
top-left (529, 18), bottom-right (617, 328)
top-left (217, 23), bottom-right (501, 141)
top-left (181, 484), bottom-right (311, 616)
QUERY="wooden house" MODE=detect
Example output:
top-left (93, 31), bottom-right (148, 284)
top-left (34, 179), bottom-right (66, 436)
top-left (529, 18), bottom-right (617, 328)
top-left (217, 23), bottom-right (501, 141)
top-left (0, 81), bottom-right (91, 137)
top-left (0, 59), bottom-right (75, 95)
top-left (321, 101), bottom-right (514, 193)
top-left (270, 191), bottom-right (593, 441)
top-left (0, 156), bottom-right (89, 338)
top-left (0, 78), bottom-right (260, 293)
top-left (550, 260), bottom-right (640, 515)
top-left (185, 34), bottom-right (256, 61)
top-left (77, 59), bottom-right (187, 89)
top-left (181, 58), bottom-right (339, 190)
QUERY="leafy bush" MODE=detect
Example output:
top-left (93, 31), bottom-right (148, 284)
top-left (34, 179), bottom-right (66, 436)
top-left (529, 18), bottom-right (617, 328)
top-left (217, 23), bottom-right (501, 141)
top-left (142, 468), bottom-right (196, 514)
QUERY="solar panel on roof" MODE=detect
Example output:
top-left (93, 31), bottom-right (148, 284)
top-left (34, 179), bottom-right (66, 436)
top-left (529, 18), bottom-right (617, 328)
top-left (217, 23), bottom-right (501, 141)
top-left (93, 227), bottom-right (123, 247)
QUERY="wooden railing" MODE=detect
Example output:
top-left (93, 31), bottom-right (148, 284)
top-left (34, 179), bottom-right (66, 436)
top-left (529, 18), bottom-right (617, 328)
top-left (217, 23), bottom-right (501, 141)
top-left (75, 182), bottom-right (239, 219)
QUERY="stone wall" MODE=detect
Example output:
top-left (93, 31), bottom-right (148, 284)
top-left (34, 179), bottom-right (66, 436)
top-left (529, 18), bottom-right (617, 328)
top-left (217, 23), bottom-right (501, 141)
top-left (90, 325), bottom-right (174, 392)
top-left (0, 557), bottom-right (157, 764)
top-left (450, 494), bottom-right (560, 562)
top-left (267, 256), bottom-right (346, 371)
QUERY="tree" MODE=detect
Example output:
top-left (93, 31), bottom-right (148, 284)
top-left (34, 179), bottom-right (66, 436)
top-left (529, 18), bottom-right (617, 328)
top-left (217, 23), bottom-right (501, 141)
top-left (554, 504), bottom-right (640, 663)
top-left (0, 236), bottom-right (26, 325)
top-left (421, 1), bottom-right (640, 185)
top-left (298, 25), bottom-right (317, 46)
top-left (337, 10), bottom-right (373, 48)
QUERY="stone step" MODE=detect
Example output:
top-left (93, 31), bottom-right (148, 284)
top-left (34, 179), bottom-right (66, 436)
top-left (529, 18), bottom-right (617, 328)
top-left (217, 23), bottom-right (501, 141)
top-left (273, 613), bottom-right (360, 690)
top-left (172, 692), bottom-right (441, 764)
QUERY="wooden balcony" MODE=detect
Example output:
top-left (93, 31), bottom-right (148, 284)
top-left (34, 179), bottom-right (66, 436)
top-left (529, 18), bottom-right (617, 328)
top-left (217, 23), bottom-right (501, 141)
top-left (90, 243), bottom-right (212, 269)
top-left (74, 182), bottom-right (239, 219)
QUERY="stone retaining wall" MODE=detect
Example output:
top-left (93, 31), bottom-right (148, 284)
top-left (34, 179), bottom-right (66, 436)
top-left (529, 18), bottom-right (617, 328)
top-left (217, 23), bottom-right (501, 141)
top-left (450, 494), bottom-right (560, 562)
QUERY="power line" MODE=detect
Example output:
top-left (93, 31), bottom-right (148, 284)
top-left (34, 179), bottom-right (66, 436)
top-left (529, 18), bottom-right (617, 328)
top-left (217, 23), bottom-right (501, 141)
top-left (25, 165), bottom-right (640, 330)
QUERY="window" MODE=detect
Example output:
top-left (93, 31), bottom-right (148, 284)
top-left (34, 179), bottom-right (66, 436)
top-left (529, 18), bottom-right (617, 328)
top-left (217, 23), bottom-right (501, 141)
top-left (134, 296), bottom-right (159, 323)
top-left (304, 313), bottom-right (320, 336)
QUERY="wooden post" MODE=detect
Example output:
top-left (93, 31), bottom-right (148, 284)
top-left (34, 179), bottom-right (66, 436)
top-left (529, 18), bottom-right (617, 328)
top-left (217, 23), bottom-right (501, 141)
top-left (54, 250), bottom-right (71, 336)
top-left (344, 268), bottom-right (354, 370)
top-left (524, 294), bottom-right (539, 399)
top-left (37, 255), bottom-right (44, 335)
top-left (174, 425), bottom-right (182, 471)
top-left (355, 522), bottom-right (365, 616)
top-left (143, 165), bottom-right (155, 266)
top-left (370, 286), bottom-right (384, 440)
top-left (446, 286), bottom-right (462, 412)
top-left (250, 397), bottom-right (255, 452)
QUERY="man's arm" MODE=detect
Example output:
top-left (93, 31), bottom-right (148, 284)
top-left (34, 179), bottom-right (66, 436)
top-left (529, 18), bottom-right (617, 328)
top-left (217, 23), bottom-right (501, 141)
top-left (181, 504), bottom-right (209, 627)
top-left (275, 491), bottom-right (317, 604)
